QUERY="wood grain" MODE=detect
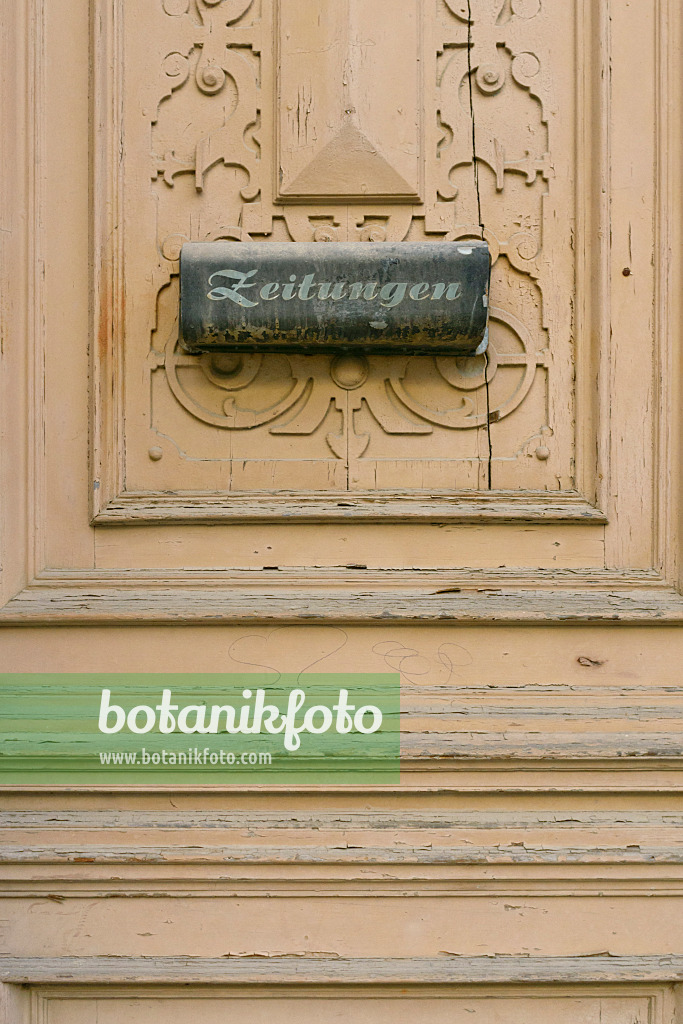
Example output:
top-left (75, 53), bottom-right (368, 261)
top-left (1, 955), bottom-right (683, 985)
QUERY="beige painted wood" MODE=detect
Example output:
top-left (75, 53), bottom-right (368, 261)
top-left (0, 976), bottom-right (675, 1024)
top-left (2, 0), bottom-right (683, 1014)
top-left (16, 987), bottom-right (663, 1024)
top-left (277, 0), bottom-right (423, 202)
top-left (93, 523), bottom-right (605, 570)
top-left (0, 960), bottom-right (679, 984)
top-left (1, 0), bottom-right (680, 608)
top-left (5, 892), bottom-right (683, 957)
top-left (115, 0), bottom-right (578, 506)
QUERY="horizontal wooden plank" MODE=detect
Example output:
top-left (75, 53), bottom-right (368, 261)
top-left (3, 811), bottom-right (682, 869)
top-left (95, 492), bottom-right (608, 525)
top-left (2, 586), bottom-right (683, 624)
top-left (1, 737), bottom-right (678, 765)
top-left (401, 736), bottom-right (683, 759)
top-left (2, 844), bottom-right (682, 865)
top-left (2, 809), bottom-right (683, 830)
top-left (3, 874), bottom-right (683, 900)
top-left (1, 954), bottom-right (683, 985)
top-left (36, 567), bottom-right (666, 586)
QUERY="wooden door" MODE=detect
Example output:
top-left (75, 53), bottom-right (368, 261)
top-left (2, 0), bottom-right (683, 1020)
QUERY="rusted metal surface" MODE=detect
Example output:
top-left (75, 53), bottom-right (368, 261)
top-left (179, 242), bottom-right (490, 355)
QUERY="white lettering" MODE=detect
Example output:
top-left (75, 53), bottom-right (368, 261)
top-left (333, 689), bottom-right (355, 733)
top-left (354, 705), bottom-right (383, 734)
top-left (432, 282), bottom-right (462, 301)
top-left (318, 281), bottom-right (348, 300)
top-left (207, 268), bottom-right (258, 307)
top-left (350, 282), bottom-right (379, 300)
top-left (208, 704), bottom-right (240, 733)
top-left (98, 689), bottom-right (125, 734)
top-left (97, 688), bottom-right (385, 751)
top-left (156, 689), bottom-right (178, 734)
top-left (260, 282), bottom-right (280, 300)
top-left (127, 704), bottom-right (156, 734)
top-left (282, 274), bottom-right (298, 301)
top-left (303, 705), bottom-right (334, 734)
top-left (249, 688), bottom-right (284, 734)
top-left (380, 282), bottom-right (408, 308)
top-left (282, 688), bottom-right (308, 751)
top-left (410, 282), bottom-right (430, 300)
top-left (177, 704), bottom-right (212, 734)
top-left (238, 689), bottom-right (254, 731)
top-left (206, 270), bottom-right (464, 308)
top-left (298, 273), bottom-right (317, 300)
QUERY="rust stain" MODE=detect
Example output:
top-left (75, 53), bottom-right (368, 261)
top-left (97, 264), bottom-right (112, 362)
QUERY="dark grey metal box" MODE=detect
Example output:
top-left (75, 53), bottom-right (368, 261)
top-left (179, 241), bottom-right (490, 356)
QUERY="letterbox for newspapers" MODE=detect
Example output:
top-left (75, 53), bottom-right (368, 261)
top-left (179, 241), bottom-right (490, 356)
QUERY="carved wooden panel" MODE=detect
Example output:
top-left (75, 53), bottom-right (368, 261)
top-left (95, 0), bottom-right (580, 517)
top-left (3, 0), bottom-right (678, 613)
top-left (28, 988), bottom-right (658, 1024)
top-left (277, 0), bottom-right (424, 203)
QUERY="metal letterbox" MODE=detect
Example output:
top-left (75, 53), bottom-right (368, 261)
top-left (179, 241), bottom-right (490, 356)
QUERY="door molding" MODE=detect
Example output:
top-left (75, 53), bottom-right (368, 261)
top-left (1, 954), bottom-right (682, 984)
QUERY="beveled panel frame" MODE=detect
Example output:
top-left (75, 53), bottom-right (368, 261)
top-left (0, 0), bottom-right (682, 623)
top-left (0, 958), bottom-right (679, 1024)
top-left (18, 978), bottom-right (672, 1024)
top-left (0, 953), bottom-right (681, 985)
top-left (91, 0), bottom-right (596, 525)
top-left (0, 963), bottom-right (676, 1024)
top-left (5, 805), bottom-right (683, 898)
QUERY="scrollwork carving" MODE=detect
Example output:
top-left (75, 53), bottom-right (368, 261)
top-left (145, 0), bottom-right (566, 486)
top-left (159, 305), bottom-right (545, 442)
